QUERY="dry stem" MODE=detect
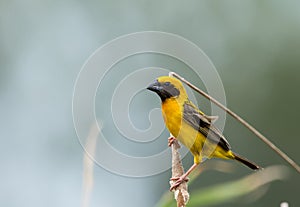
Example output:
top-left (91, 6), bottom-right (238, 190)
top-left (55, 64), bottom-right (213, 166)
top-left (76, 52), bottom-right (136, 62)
top-left (81, 123), bottom-right (98, 207)
top-left (170, 137), bottom-right (189, 207)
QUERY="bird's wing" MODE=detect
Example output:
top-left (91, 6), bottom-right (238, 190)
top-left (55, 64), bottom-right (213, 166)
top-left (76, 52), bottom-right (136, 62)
top-left (183, 101), bottom-right (231, 151)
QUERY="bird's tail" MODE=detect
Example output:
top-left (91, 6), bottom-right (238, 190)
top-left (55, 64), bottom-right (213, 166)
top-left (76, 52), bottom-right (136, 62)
top-left (233, 152), bottom-right (261, 170)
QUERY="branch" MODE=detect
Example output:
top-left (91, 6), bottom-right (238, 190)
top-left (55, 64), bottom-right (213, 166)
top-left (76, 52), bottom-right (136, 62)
top-left (170, 137), bottom-right (189, 207)
top-left (169, 72), bottom-right (300, 174)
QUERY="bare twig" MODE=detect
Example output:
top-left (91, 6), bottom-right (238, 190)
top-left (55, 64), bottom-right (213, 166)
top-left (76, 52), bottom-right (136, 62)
top-left (169, 72), bottom-right (300, 173)
top-left (170, 136), bottom-right (189, 207)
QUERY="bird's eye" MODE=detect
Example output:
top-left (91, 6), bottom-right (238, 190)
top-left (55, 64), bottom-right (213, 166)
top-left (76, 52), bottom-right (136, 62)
top-left (164, 82), bottom-right (171, 86)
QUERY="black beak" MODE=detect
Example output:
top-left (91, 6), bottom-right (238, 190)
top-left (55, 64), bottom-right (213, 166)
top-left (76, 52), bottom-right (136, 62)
top-left (147, 80), bottom-right (162, 93)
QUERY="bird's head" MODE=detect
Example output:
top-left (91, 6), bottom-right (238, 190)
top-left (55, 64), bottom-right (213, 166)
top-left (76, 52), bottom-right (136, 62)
top-left (147, 76), bottom-right (187, 102)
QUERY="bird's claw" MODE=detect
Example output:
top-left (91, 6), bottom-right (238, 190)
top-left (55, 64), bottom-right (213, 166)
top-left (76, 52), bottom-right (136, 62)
top-left (168, 136), bottom-right (176, 147)
top-left (169, 176), bottom-right (189, 191)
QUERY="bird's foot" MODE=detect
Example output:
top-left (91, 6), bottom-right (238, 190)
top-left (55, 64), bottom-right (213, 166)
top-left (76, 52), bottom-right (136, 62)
top-left (168, 136), bottom-right (176, 147)
top-left (169, 176), bottom-right (189, 191)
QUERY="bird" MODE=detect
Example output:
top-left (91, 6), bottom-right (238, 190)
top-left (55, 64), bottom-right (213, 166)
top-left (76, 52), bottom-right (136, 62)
top-left (147, 76), bottom-right (261, 190)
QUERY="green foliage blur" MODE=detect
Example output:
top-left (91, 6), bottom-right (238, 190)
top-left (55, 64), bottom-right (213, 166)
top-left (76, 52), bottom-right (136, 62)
top-left (1, 1), bottom-right (299, 207)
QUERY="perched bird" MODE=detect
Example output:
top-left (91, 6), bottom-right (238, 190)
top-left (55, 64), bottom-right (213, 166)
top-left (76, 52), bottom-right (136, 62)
top-left (147, 76), bottom-right (261, 190)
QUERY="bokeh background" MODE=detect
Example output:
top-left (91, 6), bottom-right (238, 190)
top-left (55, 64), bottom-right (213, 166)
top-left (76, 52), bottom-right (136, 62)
top-left (1, 1), bottom-right (300, 207)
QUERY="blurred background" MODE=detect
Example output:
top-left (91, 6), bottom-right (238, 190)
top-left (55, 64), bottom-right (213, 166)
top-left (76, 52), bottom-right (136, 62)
top-left (1, 0), bottom-right (300, 207)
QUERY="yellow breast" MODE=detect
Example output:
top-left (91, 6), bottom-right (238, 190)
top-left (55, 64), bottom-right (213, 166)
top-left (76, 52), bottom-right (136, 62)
top-left (162, 99), bottom-right (202, 151)
top-left (161, 98), bottom-right (208, 159)
top-left (161, 98), bottom-right (182, 137)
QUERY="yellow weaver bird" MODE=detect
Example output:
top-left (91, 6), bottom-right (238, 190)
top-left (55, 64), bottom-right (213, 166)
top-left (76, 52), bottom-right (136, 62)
top-left (147, 76), bottom-right (261, 190)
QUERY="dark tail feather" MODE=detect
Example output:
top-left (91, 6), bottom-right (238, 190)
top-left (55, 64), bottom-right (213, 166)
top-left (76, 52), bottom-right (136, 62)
top-left (233, 152), bottom-right (261, 170)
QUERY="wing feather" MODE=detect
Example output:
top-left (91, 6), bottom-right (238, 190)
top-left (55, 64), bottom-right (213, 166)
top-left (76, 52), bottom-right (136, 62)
top-left (183, 101), bottom-right (231, 151)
